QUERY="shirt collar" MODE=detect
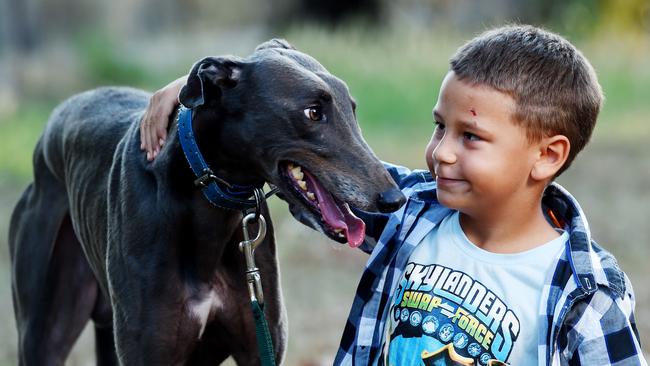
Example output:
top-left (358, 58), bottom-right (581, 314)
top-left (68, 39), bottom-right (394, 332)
top-left (411, 178), bottom-right (623, 297)
top-left (543, 182), bottom-right (625, 297)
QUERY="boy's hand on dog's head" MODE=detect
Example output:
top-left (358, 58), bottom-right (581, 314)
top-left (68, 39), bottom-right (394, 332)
top-left (140, 76), bottom-right (186, 161)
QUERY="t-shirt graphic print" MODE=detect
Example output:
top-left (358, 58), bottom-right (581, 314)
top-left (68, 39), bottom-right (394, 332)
top-left (388, 263), bottom-right (517, 365)
top-left (386, 211), bottom-right (566, 366)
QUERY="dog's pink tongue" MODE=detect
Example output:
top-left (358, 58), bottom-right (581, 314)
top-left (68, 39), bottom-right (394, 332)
top-left (303, 172), bottom-right (366, 248)
top-left (340, 202), bottom-right (366, 248)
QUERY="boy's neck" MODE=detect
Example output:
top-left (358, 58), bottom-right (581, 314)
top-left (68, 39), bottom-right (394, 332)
top-left (458, 194), bottom-right (560, 254)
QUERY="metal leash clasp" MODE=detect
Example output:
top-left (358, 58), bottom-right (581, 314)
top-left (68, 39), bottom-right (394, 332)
top-left (239, 212), bottom-right (267, 305)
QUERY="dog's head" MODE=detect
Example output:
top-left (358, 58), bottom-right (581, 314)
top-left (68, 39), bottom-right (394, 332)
top-left (179, 39), bottom-right (405, 247)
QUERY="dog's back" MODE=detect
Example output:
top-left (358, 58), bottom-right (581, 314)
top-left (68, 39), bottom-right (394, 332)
top-left (45, 87), bottom-right (149, 259)
top-left (41, 87), bottom-right (148, 183)
top-left (9, 86), bottom-right (148, 365)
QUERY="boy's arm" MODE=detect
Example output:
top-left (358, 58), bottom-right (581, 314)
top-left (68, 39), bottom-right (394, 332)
top-left (141, 75), bottom-right (187, 160)
top-left (560, 277), bottom-right (647, 365)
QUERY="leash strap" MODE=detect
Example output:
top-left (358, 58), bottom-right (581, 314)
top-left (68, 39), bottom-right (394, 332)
top-left (240, 213), bottom-right (277, 365)
top-left (252, 300), bottom-right (277, 366)
top-left (177, 107), bottom-right (279, 363)
top-left (176, 106), bottom-right (263, 210)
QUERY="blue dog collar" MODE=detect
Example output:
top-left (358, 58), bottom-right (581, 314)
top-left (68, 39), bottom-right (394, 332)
top-left (176, 106), bottom-right (264, 210)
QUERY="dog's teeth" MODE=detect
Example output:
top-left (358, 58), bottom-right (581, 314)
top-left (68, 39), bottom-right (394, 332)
top-left (298, 180), bottom-right (307, 190)
top-left (307, 192), bottom-right (316, 200)
top-left (334, 228), bottom-right (343, 233)
top-left (291, 167), bottom-right (304, 180)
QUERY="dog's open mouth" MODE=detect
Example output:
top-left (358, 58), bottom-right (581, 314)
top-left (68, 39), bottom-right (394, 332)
top-left (280, 162), bottom-right (365, 248)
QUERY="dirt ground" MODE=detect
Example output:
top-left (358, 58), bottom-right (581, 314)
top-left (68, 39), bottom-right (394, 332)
top-left (0, 140), bottom-right (648, 365)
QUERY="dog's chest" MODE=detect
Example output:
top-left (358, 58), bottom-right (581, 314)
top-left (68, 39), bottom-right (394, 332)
top-left (188, 290), bottom-right (222, 339)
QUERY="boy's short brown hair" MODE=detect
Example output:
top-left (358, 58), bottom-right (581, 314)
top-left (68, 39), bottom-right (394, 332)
top-left (450, 24), bottom-right (603, 176)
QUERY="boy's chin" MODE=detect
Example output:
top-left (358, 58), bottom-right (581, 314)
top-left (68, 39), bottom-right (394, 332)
top-left (435, 191), bottom-right (466, 211)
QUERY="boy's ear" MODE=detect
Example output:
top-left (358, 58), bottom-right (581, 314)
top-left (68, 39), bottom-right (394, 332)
top-left (531, 135), bottom-right (570, 181)
top-left (179, 56), bottom-right (242, 108)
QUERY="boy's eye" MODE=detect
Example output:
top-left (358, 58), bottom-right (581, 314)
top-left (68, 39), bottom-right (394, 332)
top-left (432, 122), bottom-right (445, 138)
top-left (464, 132), bottom-right (481, 141)
top-left (434, 121), bottom-right (445, 133)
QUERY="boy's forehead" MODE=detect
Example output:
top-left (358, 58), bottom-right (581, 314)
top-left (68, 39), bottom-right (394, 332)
top-left (436, 71), bottom-right (516, 119)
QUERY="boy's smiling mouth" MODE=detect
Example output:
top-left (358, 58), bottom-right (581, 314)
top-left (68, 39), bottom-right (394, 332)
top-left (436, 176), bottom-right (467, 189)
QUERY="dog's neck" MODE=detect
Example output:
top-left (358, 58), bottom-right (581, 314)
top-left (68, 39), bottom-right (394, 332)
top-left (152, 108), bottom-right (255, 281)
top-left (188, 107), bottom-right (263, 187)
top-left (162, 107), bottom-right (265, 199)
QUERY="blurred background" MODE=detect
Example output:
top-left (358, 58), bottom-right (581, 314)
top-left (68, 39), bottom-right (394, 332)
top-left (0, 0), bottom-right (648, 364)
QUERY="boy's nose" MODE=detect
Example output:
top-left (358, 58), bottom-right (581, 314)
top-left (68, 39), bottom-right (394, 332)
top-left (433, 137), bottom-right (456, 164)
top-left (376, 188), bottom-right (406, 213)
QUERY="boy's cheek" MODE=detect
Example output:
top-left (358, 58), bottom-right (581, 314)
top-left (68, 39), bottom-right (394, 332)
top-left (424, 139), bottom-right (436, 176)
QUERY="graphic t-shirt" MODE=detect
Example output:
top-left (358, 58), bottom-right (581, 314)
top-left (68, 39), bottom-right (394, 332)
top-left (386, 211), bottom-right (567, 365)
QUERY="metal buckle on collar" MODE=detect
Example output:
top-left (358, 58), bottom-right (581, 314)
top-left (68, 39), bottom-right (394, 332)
top-left (193, 169), bottom-right (216, 187)
top-left (194, 168), bottom-right (233, 189)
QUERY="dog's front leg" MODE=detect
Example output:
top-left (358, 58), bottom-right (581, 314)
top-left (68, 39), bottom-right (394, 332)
top-left (110, 284), bottom-right (201, 364)
top-left (107, 258), bottom-right (201, 365)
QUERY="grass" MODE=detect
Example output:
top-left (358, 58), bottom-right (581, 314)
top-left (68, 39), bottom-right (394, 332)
top-left (0, 25), bottom-right (648, 364)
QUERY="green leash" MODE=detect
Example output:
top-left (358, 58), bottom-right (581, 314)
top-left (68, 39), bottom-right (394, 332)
top-left (240, 211), bottom-right (276, 366)
top-left (251, 300), bottom-right (276, 366)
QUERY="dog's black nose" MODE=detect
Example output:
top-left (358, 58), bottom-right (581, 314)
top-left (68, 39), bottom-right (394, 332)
top-left (377, 188), bottom-right (406, 213)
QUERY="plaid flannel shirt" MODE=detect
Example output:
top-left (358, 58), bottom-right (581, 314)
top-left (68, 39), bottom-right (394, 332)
top-left (335, 163), bottom-right (646, 365)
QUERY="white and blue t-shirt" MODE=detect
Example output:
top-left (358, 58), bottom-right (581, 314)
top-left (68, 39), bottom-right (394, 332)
top-left (386, 211), bottom-right (567, 365)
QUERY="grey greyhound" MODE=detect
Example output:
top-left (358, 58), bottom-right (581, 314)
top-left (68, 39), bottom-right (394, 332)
top-left (8, 39), bottom-right (405, 365)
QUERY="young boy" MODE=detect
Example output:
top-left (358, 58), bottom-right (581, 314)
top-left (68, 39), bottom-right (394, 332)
top-left (141, 25), bottom-right (645, 365)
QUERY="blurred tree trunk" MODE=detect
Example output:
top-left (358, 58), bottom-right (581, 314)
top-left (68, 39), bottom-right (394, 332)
top-left (141, 0), bottom-right (185, 33)
top-left (4, 0), bottom-right (40, 54)
top-left (2, 0), bottom-right (41, 100)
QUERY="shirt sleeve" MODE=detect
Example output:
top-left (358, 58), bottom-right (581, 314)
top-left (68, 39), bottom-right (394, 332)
top-left (352, 161), bottom-right (432, 254)
top-left (559, 276), bottom-right (647, 365)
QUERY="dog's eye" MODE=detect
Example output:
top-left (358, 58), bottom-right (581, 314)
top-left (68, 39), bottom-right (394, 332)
top-left (304, 106), bottom-right (326, 122)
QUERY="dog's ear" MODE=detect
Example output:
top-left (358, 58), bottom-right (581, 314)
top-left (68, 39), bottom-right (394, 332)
top-left (255, 38), bottom-right (296, 52)
top-left (179, 56), bottom-right (242, 108)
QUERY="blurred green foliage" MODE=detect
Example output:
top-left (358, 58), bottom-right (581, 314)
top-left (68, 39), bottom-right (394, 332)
top-left (74, 32), bottom-right (154, 87)
top-left (0, 102), bottom-right (57, 182)
top-left (1, 25), bottom-right (649, 181)
top-left (598, 0), bottom-right (650, 35)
